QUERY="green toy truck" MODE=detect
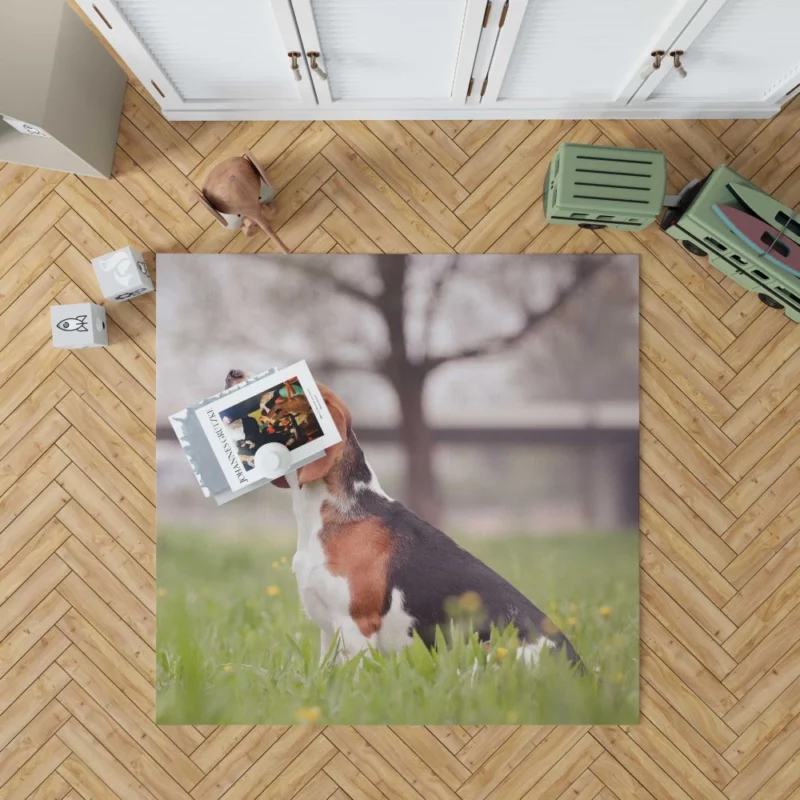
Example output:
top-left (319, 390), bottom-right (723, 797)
top-left (660, 165), bottom-right (800, 322)
top-left (544, 142), bottom-right (800, 322)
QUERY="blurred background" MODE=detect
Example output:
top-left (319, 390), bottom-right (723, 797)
top-left (156, 253), bottom-right (639, 541)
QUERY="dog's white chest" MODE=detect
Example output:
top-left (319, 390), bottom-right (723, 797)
top-left (288, 473), bottom-right (415, 655)
top-left (292, 547), bottom-right (350, 632)
top-left (290, 479), bottom-right (351, 632)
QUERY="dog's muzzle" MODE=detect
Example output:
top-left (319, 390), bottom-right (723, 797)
top-left (225, 369), bottom-right (249, 389)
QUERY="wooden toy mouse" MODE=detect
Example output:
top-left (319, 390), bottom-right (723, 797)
top-left (195, 148), bottom-right (289, 253)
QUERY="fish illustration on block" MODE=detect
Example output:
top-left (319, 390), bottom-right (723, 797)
top-left (727, 184), bottom-right (800, 246)
top-left (98, 249), bottom-right (135, 286)
top-left (712, 204), bottom-right (800, 277)
top-left (56, 315), bottom-right (89, 332)
top-left (91, 246), bottom-right (154, 301)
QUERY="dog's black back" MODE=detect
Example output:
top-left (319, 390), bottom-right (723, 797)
top-left (345, 440), bottom-right (584, 670)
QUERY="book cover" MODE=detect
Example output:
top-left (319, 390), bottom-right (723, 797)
top-left (170, 361), bottom-right (341, 503)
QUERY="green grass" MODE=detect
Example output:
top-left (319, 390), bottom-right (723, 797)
top-left (156, 529), bottom-right (639, 725)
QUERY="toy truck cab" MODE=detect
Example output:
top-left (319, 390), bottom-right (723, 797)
top-left (660, 165), bottom-right (800, 322)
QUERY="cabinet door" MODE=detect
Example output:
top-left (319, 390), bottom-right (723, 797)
top-left (480, 0), bottom-right (708, 109)
top-left (633, 0), bottom-right (800, 107)
top-left (289, 0), bottom-right (487, 108)
top-left (75, 0), bottom-right (316, 112)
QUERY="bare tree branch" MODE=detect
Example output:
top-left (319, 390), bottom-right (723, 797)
top-left (311, 357), bottom-right (383, 374)
top-left (422, 264), bottom-right (600, 371)
top-left (266, 257), bottom-right (379, 306)
top-left (422, 256), bottom-right (459, 360)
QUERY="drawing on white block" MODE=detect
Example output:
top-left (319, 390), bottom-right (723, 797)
top-left (50, 303), bottom-right (108, 349)
top-left (56, 315), bottom-right (89, 332)
top-left (92, 245), bottom-right (154, 301)
top-left (2, 115), bottom-right (50, 137)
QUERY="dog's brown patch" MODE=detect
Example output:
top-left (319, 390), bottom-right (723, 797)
top-left (321, 509), bottom-right (392, 638)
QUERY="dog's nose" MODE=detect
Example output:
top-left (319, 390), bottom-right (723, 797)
top-left (225, 369), bottom-right (246, 389)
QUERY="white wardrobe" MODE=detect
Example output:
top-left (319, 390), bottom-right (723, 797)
top-left (77, 0), bottom-right (800, 120)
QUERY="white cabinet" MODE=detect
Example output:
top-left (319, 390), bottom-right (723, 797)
top-left (76, 0), bottom-right (800, 120)
top-left (77, 0), bottom-right (316, 112)
top-left (290, 0), bottom-right (486, 108)
top-left (631, 0), bottom-right (800, 108)
top-left (478, 0), bottom-right (708, 107)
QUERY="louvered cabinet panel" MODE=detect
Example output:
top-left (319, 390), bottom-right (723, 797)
top-left (74, 0), bottom-right (314, 110)
top-left (291, 0), bottom-right (485, 105)
top-left (115, 0), bottom-right (294, 100)
top-left (647, 0), bottom-right (800, 102)
top-left (75, 0), bottom-right (794, 117)
top-left (493, 0), bottom-right (685, 102)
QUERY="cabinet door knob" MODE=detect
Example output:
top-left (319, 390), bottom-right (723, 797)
top-left (307, 52), bottom-right (328, 81)
top-left (288, 52), bottom-right (302, 81)
top-left (640, 50), bottom-right (665, 81)
top-left (670, 50), bottom-right (687, 79)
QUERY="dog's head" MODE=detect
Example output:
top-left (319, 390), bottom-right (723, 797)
top-left (294, 382), bottom-right (351, 488)
top-left (224, 369), bottom-right (350, 489)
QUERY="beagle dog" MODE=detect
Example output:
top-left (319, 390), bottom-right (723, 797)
top-left (225, 370), bottom-right (584, 672)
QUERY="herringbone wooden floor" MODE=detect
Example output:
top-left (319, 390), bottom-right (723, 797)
top-left (2, 64), bottom-right (800, 798)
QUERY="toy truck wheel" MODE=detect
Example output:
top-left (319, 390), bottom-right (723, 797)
top-left (682, 240), bottom-right (707, 257)
top-left (758, 293), bottom-right (784, 310)
top-left (578, 223), bottom-right (607, 230)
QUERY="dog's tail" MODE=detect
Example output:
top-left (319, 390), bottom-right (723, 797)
top-left (517, 631), bottom-right (588, 676)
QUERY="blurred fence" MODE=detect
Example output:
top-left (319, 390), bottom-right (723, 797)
top-left (157, 400), bottom-right (639, 535)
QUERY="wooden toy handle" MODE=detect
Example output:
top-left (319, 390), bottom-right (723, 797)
top-left (243, 148), bottom-right (274, 191)
top-left (194, 190), bottom-right (229, 227)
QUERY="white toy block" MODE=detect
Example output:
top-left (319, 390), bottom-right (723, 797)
top-left (51, 303), bottom-right (107, 349)
top-left (91, 246), bottom-right (154, 301)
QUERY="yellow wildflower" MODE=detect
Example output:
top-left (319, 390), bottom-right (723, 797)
top-left (272, 561), bottom-right (280, 569)
top-left (567, 617), bottom-right (578, 627)
top-left (281, 556), bottom-right (288, 564)
top-left (599, 606), bottom-right (612, 618)
top-left (223, 665), bottom-right (233, 673)
top-left (266, 585), bottom-right (280, 597)
top-left (295, 706), bottom-right (321, 724)
top-left (458, 591), bottom-right (482, 613)
top-left (495, 647), bottom-right (509, 662)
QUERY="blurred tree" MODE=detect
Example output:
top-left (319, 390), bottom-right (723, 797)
top-left (252, 254), bottom-right (605, 525)
top-left (520, 263), bottom-right (639, 525)
top-left (523, 264), bottom-right (639, 402)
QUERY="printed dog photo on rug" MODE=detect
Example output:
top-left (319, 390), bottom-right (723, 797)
top-left (156, 253), bottom-right (640, 725)
top-left (219, 377), bottom-right (323, 470)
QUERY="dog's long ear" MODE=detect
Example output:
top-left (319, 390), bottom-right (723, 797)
top-left (297, 385), bottom-right (351, 487)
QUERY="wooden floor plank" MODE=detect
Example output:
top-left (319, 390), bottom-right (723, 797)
top-left (0, 672), bottom-right (70, 755)
top-left (1, 62), bottom-right (799, 799)
top-left (122, 85), bottom-right (202, 176)
top-left (400, 121), bottom-right (469, 175)
top-left (325, 127), bottom-right (461, 249)
top-left (1, 732), bottom-right (71, 800)
top-left (55, 572), bottom-right (156, 683)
